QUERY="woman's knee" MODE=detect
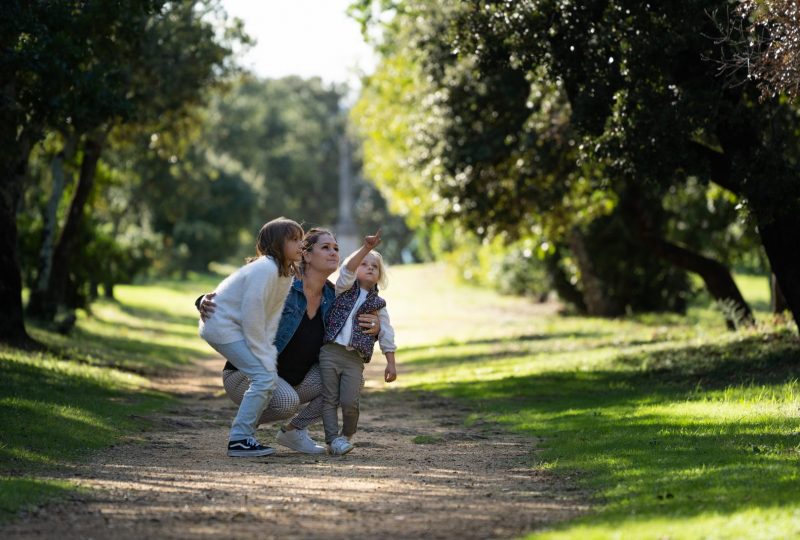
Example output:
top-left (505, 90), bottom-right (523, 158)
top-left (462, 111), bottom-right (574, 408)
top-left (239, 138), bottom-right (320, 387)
top-left (270, 392), bottom-right (300, 417)
top-left (222, 370), bottom-right (247, 405)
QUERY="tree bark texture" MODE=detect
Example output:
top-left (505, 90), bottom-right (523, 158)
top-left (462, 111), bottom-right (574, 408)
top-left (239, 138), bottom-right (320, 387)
top-left (642, 236), bottom-right (754, 330)
top-left (568, 229), bottom-right (621, 317)
top-left (620, 191), bottom-right (754, 330)
top-left (36, 134), bottom-right (77, 295)
top-left (0, 135), bottom-right (33, 345)
top-left (771, 273), bottom-right (788, 314)
top-left (544, 248), bottom-right (587, 314)
top-left (28, 133), bottom-right (105, 320)
top-left (758, 217), bottom-right (800, 333)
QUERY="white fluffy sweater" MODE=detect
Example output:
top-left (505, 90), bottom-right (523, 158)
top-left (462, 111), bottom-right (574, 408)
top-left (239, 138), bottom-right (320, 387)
top-left (199, 256), bottom-right (292, 371)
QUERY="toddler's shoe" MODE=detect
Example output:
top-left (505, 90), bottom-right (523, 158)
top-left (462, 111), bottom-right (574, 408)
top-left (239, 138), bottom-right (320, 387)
top-left (227, 437), bottom-right (275, 457)
top-left (276, 427), bottom-right (326, 454)
top-left (327, 436), bottom-right (354, 456)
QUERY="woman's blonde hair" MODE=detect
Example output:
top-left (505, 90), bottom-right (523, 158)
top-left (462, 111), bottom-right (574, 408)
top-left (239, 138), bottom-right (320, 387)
top-left (249, 217), bottom-right (304, 277)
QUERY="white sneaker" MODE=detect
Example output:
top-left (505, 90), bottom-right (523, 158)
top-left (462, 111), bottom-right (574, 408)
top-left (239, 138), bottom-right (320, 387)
top-left (328, 436), bottom-right (354, 456)
top-left (275, 427), bottom-right (326, 454)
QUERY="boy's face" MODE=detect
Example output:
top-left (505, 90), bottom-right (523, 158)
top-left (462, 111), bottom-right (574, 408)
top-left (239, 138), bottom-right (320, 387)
top-left (357, 253), bottom-right (380, 287)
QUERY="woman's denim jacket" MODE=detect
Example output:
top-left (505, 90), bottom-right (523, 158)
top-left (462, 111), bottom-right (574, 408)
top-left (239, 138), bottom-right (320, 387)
top-left (274, 277), bottom-right (336, 354)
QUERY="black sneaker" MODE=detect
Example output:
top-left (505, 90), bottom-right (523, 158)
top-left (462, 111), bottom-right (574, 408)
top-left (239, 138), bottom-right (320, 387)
top-left (227, 437), bottom-right (276, 457)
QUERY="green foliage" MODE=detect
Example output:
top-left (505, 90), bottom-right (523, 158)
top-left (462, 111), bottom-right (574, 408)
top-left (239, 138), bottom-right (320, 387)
top-left (201, 75), bottom-right (412, 263)
top-left (352, 0), bottom-right (800, 324)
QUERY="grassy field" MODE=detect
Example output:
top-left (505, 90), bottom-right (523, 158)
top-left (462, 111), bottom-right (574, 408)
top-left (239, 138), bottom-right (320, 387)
top-left (381, 265), bottom-right (800, 539)
top-left (0, 273), bottom-right (219, 522)
top-left (2, 264), bottom-right (798, 538)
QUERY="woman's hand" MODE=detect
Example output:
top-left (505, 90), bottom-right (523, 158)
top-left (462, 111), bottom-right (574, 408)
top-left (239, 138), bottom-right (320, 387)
top-left (357, 312), bottom-right (380, 335)
top-left (199, 292), bottom-right (217, 322)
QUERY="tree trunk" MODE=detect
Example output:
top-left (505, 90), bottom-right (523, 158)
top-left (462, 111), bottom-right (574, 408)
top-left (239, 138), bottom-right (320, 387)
top-left (758, 216), bottom-right (800, 333)
top-left (28, 132), bottom-right (106, 320)
top-left (0, 134), bottom-right (35, 346)
top-left (544, 247), bottom-right (587, 314)
top-left (641, 236), bottom-right (754, 330)
top-left (35, 132), bottom-right (77, 295)
top-left (568, 228), bottom-right (620, 317)
top-left (620, 187), bottom-right (754, 330)
top-left (771, 273), bottom-right (788, 314)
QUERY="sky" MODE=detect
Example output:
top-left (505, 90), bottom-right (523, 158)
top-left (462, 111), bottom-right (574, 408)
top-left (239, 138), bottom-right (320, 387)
top-left (221, 0), bottom-right (378, 90)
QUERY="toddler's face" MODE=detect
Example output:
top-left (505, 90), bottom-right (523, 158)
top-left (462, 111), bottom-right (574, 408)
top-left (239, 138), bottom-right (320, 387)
top-left (357, 253), bottom-right (380, 288)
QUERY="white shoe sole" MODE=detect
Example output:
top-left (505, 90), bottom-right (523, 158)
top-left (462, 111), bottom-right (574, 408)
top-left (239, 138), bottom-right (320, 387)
top-left (227, 447), bottom-right (276, 457)
top-left (327, 445), bottom-right (354, 456)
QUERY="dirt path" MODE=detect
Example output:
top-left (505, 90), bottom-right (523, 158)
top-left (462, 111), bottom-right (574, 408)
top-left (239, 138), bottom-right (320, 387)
top-left (2, 357), bottom-right (587, 539)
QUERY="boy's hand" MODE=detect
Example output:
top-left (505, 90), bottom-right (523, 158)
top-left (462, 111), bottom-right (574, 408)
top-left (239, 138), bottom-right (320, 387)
top-left (364, 228), bottom-right (382, 250)
top-left (384, 363), bottom-right (397, 383)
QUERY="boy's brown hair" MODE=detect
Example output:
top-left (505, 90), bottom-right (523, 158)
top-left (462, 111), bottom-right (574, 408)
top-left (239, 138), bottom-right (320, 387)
top-left (249, 217), bottom-right (304, 277)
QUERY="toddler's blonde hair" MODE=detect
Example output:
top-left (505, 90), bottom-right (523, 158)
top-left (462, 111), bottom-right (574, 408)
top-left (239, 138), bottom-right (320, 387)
top-left (365, 250), bottom-right (389, 290)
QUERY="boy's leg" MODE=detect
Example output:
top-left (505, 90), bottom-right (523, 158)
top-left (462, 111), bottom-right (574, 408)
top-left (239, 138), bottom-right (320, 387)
top-left (211, 340), bottom-right (276, 441)
top-left (319, 345), bottom-right (343, 444)
top-left (339, 355), bottom-right (365, 440)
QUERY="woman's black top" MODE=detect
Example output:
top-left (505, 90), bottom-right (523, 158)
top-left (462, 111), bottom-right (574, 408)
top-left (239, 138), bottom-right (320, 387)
top-left (223, 310), bottom-right (324, 386)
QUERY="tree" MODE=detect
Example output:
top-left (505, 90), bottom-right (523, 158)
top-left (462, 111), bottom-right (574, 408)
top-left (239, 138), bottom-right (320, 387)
top-left (0, 0), bottom-right (165, 344)
top-left (206, 75), bottom-right (413, 262)
top-left (353, 1), bottom-right (799, 329)
top-left (26, 0), bottom-right (241, 321)
top-left (718, 0), bottom-right (800, 101)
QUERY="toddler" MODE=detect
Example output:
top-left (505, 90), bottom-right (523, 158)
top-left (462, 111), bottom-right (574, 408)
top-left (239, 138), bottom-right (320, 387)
top-left (319, 229), bottom-right (397, 455)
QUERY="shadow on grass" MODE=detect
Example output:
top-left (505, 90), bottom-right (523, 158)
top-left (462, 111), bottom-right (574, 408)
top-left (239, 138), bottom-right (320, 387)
top-left (411, 332), bottom-right (800, 526)
top-left (403, 334), bottom-right (676, 372)
top-left (116, 302), bottom-right (200, 329)
top-left (613, 332), bottom-right (800, 388)
top-left (0, 352), bottom-right (171, 476)
top-left (33, 323), bottom-right (202, 376)
top-left (402, 331), bottom-right (610, 354)
top-left (0, 477), bottom-right (76, 524)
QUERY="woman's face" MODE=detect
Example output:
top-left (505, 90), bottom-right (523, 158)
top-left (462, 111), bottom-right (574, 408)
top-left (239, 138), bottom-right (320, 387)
top-left (304, 233), bottom-right (340, 276)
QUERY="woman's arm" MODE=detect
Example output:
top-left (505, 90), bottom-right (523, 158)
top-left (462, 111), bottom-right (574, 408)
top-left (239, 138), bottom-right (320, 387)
top-left (197, 292), bottom-right (217, 322)
top-left (357, 312), bottom-right (380, 335)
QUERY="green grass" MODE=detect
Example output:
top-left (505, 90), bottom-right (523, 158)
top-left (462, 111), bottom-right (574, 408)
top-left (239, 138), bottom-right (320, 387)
top-left (412, 435), bottom-right (445, 444)
top-left (381, 265), bottom-right (800, 539)
top-left (2, 264), bottom-right (795, 537)
top-left (0, 272), bottom-right (220, 522)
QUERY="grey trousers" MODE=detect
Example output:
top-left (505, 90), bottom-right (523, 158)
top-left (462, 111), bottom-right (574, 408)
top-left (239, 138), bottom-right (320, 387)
top-left (319, 343), bottom-right (365, 444)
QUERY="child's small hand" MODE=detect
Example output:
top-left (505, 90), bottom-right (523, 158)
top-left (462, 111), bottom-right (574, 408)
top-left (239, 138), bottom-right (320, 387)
top-left (364, 228), bottom-right (382, 250)
top-left (384, 363), bottom-right (397, 383)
